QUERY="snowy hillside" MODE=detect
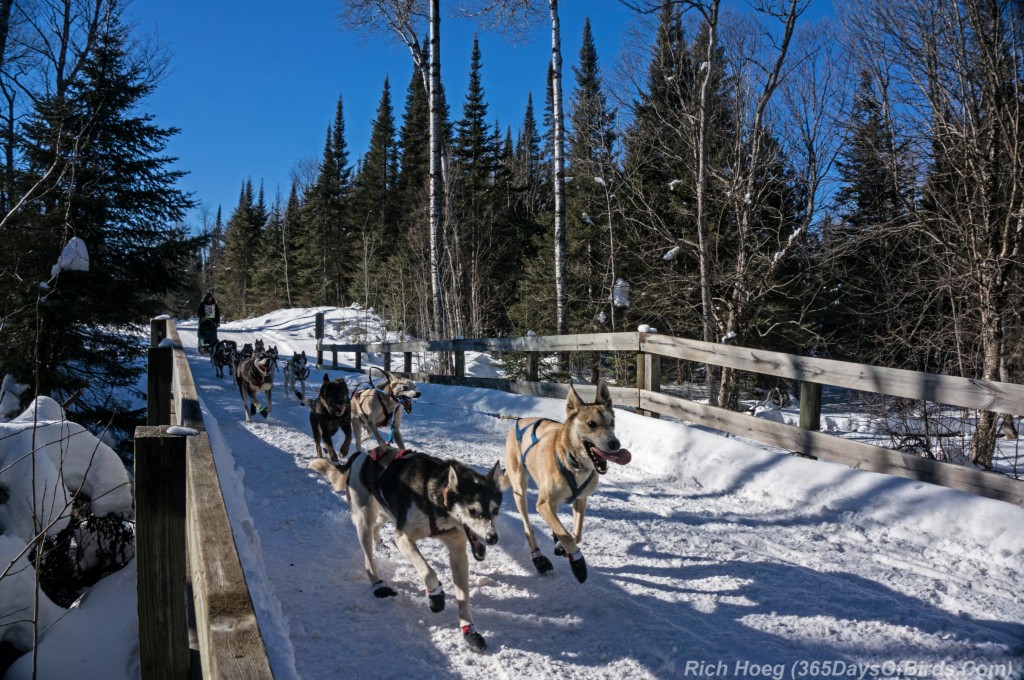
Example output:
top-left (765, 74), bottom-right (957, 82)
top-left (3, 306), bottom-right (1022, 680)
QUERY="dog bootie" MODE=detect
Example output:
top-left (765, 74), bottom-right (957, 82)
top-left (461, 625), bottom-right (486, 653)
top-left (553, 533), bottom-right (566, 557)
top-left (531, 549), bottom-right (553, 575)
top-left (249, 403), bottom-right (257, 416)
top-left (427, 586), bottom-right (445, 613)
top-left (258, 406), bottom-right (268, 419)
top-left (568, 550), bottom-right (588, 583)
top-left (371, 581), bottom-right (396, 599)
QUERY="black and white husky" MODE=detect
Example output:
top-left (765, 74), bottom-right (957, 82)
top-left (283, 351), bottom-right (310, 401)
top-left (310, 446), bottom-right (508, 652)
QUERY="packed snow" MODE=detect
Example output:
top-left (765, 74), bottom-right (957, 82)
top-left (2, 305), bottom-right (1023, 679)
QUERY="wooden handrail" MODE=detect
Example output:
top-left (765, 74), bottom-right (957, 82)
top-left (136, 319), bottom-right (274, 679)
top-left (318, 330), bottom-right (1024, 507)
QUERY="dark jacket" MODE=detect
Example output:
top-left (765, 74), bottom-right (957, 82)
top-left (198, 298), bottom-right (220, 325)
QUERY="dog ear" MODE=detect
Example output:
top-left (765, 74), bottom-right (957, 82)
top-left (488, 460), bottom-right (510, 490)
top-left (595, 380), bottom-right (612, 407)
top-left (323, 374), bottom-right (330, 384)
top-left (566, 384), bottom-right (582, 416)
top-left (301, 351), bottom-right (306, 358)
top-left (447, 464), bottom-right (460, 492)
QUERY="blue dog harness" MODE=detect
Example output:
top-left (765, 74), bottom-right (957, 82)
top-left (513, 418), bottom-right (595, 503)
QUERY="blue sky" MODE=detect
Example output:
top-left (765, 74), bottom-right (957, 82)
top-left (126, 1), bottom-right (641, 228)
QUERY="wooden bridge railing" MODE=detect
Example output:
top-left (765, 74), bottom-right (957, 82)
top-left (136, 318), bottom-right (273, 679)
top-left (316, 323), bottom-right (1024, 508)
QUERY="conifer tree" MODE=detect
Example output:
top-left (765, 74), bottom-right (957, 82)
top-left (218, 180), bottom-right (262, 317)
top-left (565, 18), bottom-right (618, 333)
top-left (451, 37), bottom-right (503, 335)
top-left (824, 71), bottom-right (913, 362)
top-left (5, 8), bottom-right (197, 429)
top-left (350, 77), bottom-right (400, 306)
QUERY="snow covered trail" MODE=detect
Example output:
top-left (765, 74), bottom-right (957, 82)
top-left (177, 323), bottom-right (1024, 680)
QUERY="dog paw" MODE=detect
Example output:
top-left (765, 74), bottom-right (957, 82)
top-left (258, 407), bottom-right (268, 419)
top-left (371, 581), bottom-right (396, 599)
top-left (249, 403), bottom-right (257, 416)
top-left (461, 625), bottom-right (486, 653)
top-left (553, 533), bottom-right (566, 557)
top-left (568, 551), bottom-right (587, 583)
top-left (531, 550), bottom-right (553, 575)
top-left (427, 586), bottom-right (445, 613)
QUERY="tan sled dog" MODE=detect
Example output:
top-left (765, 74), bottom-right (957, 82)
top-left (350, 370), bottom-right (421, 451)
top-left (504, 380), bottom-right (631, 583)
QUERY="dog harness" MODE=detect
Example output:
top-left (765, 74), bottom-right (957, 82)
top-left (514, 419), bottom-right (595, 504)
top-left (362, 447), bottom-right (447, 537)
top-left (353, 388), bottom-right (406, 442)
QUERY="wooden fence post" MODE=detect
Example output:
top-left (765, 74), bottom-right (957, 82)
top-left (355, 351), bottom-right (362, 371)
top-left (147, 346), bottom-right (172, 427)
top-left (636, 352), bottom-right (661, 418)
top-left (332, 349), bottom-right (338, 370)
top-left (404, 351), bottom-right (413, 374)
top-left (135, 426), bottom-right (189, 680)
top-left (799, 381), bottom-right (822, 431)
top-left (526, 352), bottom-right (539, 382)
top-left (383, 351), bottom-right (391, 372)
top-left (454, 350), bottom-right (465, 378)
top-left (315, 312), bottom-right (325, 368)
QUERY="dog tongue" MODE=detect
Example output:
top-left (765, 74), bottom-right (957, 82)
top-left (593, 447), bottom-right (632, 465)
top-left (465, 527), bottom-right (486, 561)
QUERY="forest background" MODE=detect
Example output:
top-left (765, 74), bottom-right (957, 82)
top-left (0, 0), bottom-right (1022, 472)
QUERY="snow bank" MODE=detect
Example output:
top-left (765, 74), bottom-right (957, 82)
top-left (0, 536), bottom-right (65, 653)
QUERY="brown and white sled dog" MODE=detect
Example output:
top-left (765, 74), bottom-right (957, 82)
top-left (236, 352), bottom-right (273, 423)
top-left (504, 380), bottom-right (631, 583)
top-left (310, 446), bottom-right (508, 652)
top-left (350, 370), bottom-right (421, 451)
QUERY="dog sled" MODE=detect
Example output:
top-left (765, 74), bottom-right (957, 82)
top-left (197, 318), bottom-right (218, 356)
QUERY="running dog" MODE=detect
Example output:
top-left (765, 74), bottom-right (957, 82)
top-left (350, 370), bottom-right (421, 451)
top-left (283, 351), bottom-right (311, 402)
top-left (211, 339), bottom-right (237, 379)
top-left (310, 446), bottom-right (508, 652)
top-left (305, 373), bottom-right (351, 461)
top-left (504, 380), bottom-right (631, 583)
top-left (236, 352), bottom-right (273, 423)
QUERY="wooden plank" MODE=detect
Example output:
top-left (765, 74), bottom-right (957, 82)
top-left (641, 334), bottom-right (1024, 414)
top-left (319, 333), bottom-right (640, 356)
top-left (135, 426), bottom-right (189, 680)
top-left (640, 390), bottom-right (1024, 507)
top-left (186, 434), bottom-right (274, 679)
top-left (427, 375), bottom-right (640, 409)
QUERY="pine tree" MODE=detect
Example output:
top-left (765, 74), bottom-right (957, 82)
top-left (218, 180), bottom-right (262, 317)
top-left (451, 37), bottom-right (504, 335)
top-left (350, 77), bottom-right (400, 307)
top-left (565, 18), bottom-right (618, 334)
top-left (299, 127), bottom-right (347, 306)
top-left (824, 70), bottom-right (914, 363)
top-left (5, 8), bottom-right (197, 430)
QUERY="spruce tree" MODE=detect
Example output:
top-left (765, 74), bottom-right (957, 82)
top-left (350, 77), bottom-right (400, 307)
top-left (565, 18), bottom-right (618, 334)
top-left (5, 9), bottom-right (197, 433)
top-left (451, 37), bottom-right (503, 335)
top-left (218, 180), bottom-right (262, 318)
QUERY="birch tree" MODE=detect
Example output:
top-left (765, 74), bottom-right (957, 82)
top-left (342, 0), bottom-right (448, 339)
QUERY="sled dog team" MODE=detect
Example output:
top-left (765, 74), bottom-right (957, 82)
top-left (205, 335), bottom-right (632, 653)
top-left (310, 375), bottom-right (632, 653)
